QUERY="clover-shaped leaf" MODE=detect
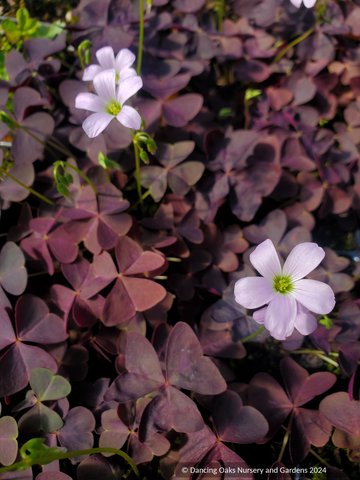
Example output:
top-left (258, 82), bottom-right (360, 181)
top-left (0, 416), bottom-right (18, 466)
top-left (30, 368), bottom-right (71, 401)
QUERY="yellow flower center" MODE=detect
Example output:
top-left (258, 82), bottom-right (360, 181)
top-left (107, 101), bottom-right (121, 115)
top-left (273, 274), bottom-right (293, 295)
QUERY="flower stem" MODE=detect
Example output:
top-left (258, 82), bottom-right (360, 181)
top-left (133, 141), bottom-right (144, 214)
top-left (217, 0), bottom-right (225, 31)
top-left (241, 325), bottom-right (266, 343)
top-left (137, 0), bottom-right (144, 75)
top-left (54, 161), bottom-right (98, 197)
top-left (0, 167), bottom-right (55, 206)
top-left (128, 189), bottom-right (150, 213)
top-left (289, 349), bottom-right (339, 367)
top-left (0, 448), bottom-right (140, 479)
top-left (244, 98), bottom-right (250, 130)
top-left (0, 111), bottom-right (57, 159)
top-left (273, 24), bottom-right (316, 63)
top-left (309, 448), bottom-right (332, 468)
top-left (278, 412), bottom-right (293, 463)
top-left (48, 137), bottom-right (74, 157)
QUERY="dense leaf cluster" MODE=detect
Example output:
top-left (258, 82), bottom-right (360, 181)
top-left (0, 0), bottom-right (359, 479)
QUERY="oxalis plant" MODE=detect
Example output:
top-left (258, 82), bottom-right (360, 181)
top-left (0, 0), bottom-right (360, 479)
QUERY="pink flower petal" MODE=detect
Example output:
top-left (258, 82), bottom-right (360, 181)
top-left (116, 105), bottom-right (141, 130)
top-left (265, 294), bottom-right (297, 340)
top-left (249, 239), bottom-right (281, 280)
top-left (82, 113), bottom-right (114, 138)
top-left (75, 92), bottom-right (105, 113)
top-left (82, 65), bottom-right (103, 81)
top-left (292, 279), bottom-right (335, 314)
top-left (93, 69), bottom-right (116, 102)
top-left (282, 242), bottom-right (325, 281)
top-left (294, 303), bottom-right (318, 336)
top-left (96, 46), bottom-right (115, 70)
top-left (253, 307), bottom-right (267, 324)
top-left (117, 76), bottom-right (143, 106)
top-left (303, 0), bottom-right (316, 7)
top-left (119, 68), bottom-right (137, 82)
top-left (234, 276), bottom-right (275, 309)
top-left (290, 0), bottom-right (302, 6)
top-left (115, 48), bottom-right (136, 73)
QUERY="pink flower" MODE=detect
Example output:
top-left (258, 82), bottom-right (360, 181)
top-left (290, 0), bottom-right (316, 8)
top-left (75, 68), bottom-right (142, 137)
top-left (234, 239), bottom-right (335, 340)
top-left (83, 46), bottom-right (137, 83)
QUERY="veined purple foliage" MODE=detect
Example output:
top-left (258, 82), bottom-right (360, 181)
top-left (21, 207), bottom-right (78, 275)
top-left (249, 357), bottom-right (336, 463)
top-left (0, 87), bottom-right (54, 164)
top-left (1, 0), bottom-right (360, 476)
top-left (105, 322), bottom-right (226, 440)
top-left (0, 295), bottom-right (68, 397)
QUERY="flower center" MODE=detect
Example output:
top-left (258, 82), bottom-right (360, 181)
top-left (273, 274), bottom-right (293, 295)
top-left (107, 101), bottom-right (121, 116)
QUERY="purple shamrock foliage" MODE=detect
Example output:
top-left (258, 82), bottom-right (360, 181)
top-left (248, 357), bottom-right (336, 463)
top-left (320, 392), bottom-right (360, 462)
top-left (140, 141), bottom-right (204, 201)
top-left (93, 235), bottom-right (167, 326)
top-left (0, 87), bottom-right (54, 164)
top-left (63, 184), bottom-right (131, 255)
top-left (21, 208), bottom-right (78, 275)
top-left (105, 322), bottom-right (226, 441)
top-left (0, 295), bottom-right (68, 397)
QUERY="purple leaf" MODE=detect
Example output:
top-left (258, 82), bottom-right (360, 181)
top-left (36, 474), bottom-right (72, 480)
top-left (290, 408), bottom-right (332, 464)
top-left (105, 332), bottom-right (165, 403)
top-left (58, 407), bottom-right (95, 462)
top-left (99, 409), bottom-right (129, 452)
top-left (248, 373), bottom-right (293, 442)
top-left (138, 385), bottom-right (204, 442)
top-left (165, 322), bottom-right (227, 394)
top-left (163, 94), bottom-right (203, 127)
top-left (212, 390), bottom-right (268, 443)
top-left (280, 357), bottom-right (336, 407)
top-left (0, 343), bottom-right (57, 397)
top-left (77, 454), bottom-right (123, 480)
top-left (15, 294), bottom-right (68, 344)
top-left (320, 391), bottom-right (360, 437)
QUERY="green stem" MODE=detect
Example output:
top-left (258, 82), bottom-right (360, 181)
top-left (0, 448), bottom-right (140, 479)
top-left (241, 325), bottom-right (266, 343)
top-left (278, 412), bottom-right (293, 463)
top-left (309, 448), bottom-right (332, 468)
top-left (166, 257), bottom-right (182, 262)
top-left (128, 189), bottom-right (150, 213)
top-left (0, 167), bottom-right (55, 206)
top-left (218, 0), bottom-right (225, 32)
top-left (133, 141), bottom-right (144, 213)
top-left (244, 98), bottom-right (250, 130)
top-left (54, 162), bottom-right (98, 197)
top-left (137, 0), bottom-right (144, 75)
top-left (0, 112), bottom-right (57, 159)
top-left (48, 138), bottom-right (74, 158)
top-left (290, 349), bottom-right (339, 367)
top-left (274, 24), bottom-right (316, 63)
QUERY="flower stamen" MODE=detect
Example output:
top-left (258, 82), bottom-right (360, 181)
top-left (273, 275), bottom-right (293, 294)
top-left (107, 101), bottom-right (121, 115)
